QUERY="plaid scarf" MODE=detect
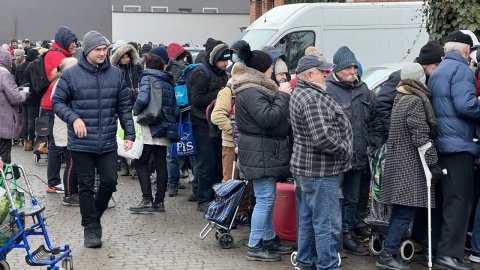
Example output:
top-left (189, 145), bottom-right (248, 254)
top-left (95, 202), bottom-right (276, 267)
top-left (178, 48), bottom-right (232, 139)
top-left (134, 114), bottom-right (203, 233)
top-left (396, 79), bottom-right (437, 138)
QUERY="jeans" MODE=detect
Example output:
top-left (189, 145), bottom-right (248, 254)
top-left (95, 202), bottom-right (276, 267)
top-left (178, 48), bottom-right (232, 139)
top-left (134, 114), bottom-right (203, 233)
top-left (62, 148), bottom-right (78, 197)
top-left (72, 150), bottom-right (118, 227)
top-left (21, 104), bottom-right (39, 141)
top-left (248, 177), bottom-right (277, 247)
top-left (166, 145), bottom-right (180, 190)
top-left (192, 123), bottom-right (222, 205)
top-left (41, 109), bottom-right (62, 187)
top-left (341, 169), bottom-right (362, 231)
top-left (471, 198), bottom-right (480, 252)
top-left (384, 204), bottom-right (417, 255)
top-left (296, 175), bottom-right (341, 270)
top-left (134, 145), bottom-right (167, 201)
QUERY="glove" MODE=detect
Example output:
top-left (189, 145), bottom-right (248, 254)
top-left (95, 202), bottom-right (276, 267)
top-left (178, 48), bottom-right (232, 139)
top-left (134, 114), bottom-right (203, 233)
top-left (428, 164), bottom-right (445, 183)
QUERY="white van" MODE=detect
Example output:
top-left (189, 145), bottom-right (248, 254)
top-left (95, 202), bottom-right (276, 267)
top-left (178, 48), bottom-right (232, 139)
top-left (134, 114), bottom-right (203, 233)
top-left (233, 2), bottom-right (429, 72)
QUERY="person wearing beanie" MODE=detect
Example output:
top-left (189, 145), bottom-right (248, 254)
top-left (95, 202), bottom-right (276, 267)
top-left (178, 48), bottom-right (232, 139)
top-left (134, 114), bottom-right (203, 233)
top-left (38, 26), bottom-right (78, 198)
top-left (187, 38), bottom-right (229, 212)
top-left (326, 46), bottom-right (382, 256)
top-left (52, 30), bottom-right (135, 249)
top-left (13, 49), bottom-right (25, 67)
top-left (166, 42), bottom-right (187, 62)
top-left (427, 31), bottom-right (480, 270)
top-left (377, 62), bottom-right (441, 270)
top-left (290, 54), bottom-right (351, 270)
top-left (231, 48), bottom-right (293, 261)
top-left (141, 44), bottom-right (152, 59)
top-left (149, 45), bottom-right (186, 81)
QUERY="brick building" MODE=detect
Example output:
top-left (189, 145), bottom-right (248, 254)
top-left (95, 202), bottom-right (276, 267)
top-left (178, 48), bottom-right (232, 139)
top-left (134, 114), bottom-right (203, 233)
top-left (250, 0), bottom-right (420, 23)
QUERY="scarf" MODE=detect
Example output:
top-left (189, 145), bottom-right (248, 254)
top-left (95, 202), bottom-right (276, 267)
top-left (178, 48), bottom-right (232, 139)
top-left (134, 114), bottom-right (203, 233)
top-left (396, 79), bottom-right (437, 138)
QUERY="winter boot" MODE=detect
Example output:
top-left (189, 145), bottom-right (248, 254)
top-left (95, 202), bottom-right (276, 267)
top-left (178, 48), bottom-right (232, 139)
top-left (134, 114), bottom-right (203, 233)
top-left (245, 240), bottom-right (281, 262)
top-left (263, 235), bottom-right (293, 255)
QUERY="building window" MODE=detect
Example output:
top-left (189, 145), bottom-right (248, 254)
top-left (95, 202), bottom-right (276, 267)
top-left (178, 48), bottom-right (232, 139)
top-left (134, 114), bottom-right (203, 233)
top-left (203, 8), bottom-right (218, 14)
top-left (179, 8), bottom-right (192, 13)
top-left (123, 5), bottom-right (141, 12)
top-left (151, 6), bottom-right (168, 13)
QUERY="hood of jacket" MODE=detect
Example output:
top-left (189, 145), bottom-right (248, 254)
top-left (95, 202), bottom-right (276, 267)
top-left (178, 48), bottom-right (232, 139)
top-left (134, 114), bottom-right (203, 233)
top-left (231, 63), bottom-right (279, 97)
top-left (142, 69), bottom-right (175, 85)
top-left (111, 44), bottom-right (139, 67)
top-left (54, 26), bottom-right (77, 51)
top-left (266, 50), bottom-right (290, 85)
top-left (0, 49), bottom-right (12, 72)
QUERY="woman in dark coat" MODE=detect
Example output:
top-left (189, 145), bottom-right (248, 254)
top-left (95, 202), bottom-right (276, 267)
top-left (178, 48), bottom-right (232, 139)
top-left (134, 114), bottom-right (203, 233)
top-left (376, 63), bottom-right (444, 270)
top-left (232, 47), bottom-right (292, 262)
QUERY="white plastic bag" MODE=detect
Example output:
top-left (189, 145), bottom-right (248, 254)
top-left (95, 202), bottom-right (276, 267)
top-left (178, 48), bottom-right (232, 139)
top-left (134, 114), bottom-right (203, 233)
top-left (117, 116), bottom-right (143, 159)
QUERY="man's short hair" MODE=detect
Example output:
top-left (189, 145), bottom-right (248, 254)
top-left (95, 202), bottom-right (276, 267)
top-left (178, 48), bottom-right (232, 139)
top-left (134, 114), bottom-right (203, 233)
top-left (444, 42), bottom-right (469, 55)
top-left (144, 53), bottom-right (165, 70)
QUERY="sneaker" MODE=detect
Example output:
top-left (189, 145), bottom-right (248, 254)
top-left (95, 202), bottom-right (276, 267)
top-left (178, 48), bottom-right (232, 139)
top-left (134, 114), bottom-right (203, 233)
top-left (246, 240), bottom-right (281, 262)
top-left (188, 193), bottom-right (198, 202)
top-left (168, 188), bottom-right (178, 197)
top-left (196, 202), bottom-right (210, 212)
top-left (235, 215), bottom-right (250, 226)
top-left (376, 253), bottom-right (410, 270)
top-left (46, 184), bottom-right (65, 194)
top-left (84, 227), bottom-right (102, 248)
top-left (62, 194), bottom-right (80, 206)
top-left (107, 197), bottom-right (116, 209)
top-left (470, 250), bottom-right (480, 263)
top-left (343, 231), bottom-right (369, 256)
top-left (129, 199), bottom-right (154, 213)
top-left (152, 200), bottom-right (165, 212)
top-left (180, 169), bottom-right (189, 178)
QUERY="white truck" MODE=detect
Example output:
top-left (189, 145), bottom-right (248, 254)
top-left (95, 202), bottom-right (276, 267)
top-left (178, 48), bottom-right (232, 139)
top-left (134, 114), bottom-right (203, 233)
top-left (233, 2), bottom-right (429, 72)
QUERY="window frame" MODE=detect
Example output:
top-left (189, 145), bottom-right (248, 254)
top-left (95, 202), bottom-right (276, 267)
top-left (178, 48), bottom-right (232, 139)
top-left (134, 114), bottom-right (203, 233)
top-left (123, 5), bottom-right (141, 12)
top-left (151, 6), bottom-right (168, 13)
top-left (203, 7), bottom-right (218, 14)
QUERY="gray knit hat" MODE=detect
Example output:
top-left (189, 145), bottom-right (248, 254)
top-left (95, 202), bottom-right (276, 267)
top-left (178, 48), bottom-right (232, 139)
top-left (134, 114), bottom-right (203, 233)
top-left (400, 63), bottom-right (426, 84)
top-left (333, 46), bottom-right (358, 73)
top-left (82, 31), bottom-right (110, 56)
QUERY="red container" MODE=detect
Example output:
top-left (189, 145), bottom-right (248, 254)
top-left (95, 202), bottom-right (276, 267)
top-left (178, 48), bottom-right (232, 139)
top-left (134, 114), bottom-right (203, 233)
top-left (273, 182), bottom-right (297, 242)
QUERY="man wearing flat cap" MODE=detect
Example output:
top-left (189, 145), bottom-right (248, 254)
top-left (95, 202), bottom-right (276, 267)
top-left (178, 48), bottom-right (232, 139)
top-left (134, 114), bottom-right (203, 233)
top-left (325, 46), bottom-right (382, 256)
top-left (428, 30), bottom-right (480, 270)
top-left (52, 31), bottom-right (135, 249)
top-left (290, 55), bottom-right (353, 269)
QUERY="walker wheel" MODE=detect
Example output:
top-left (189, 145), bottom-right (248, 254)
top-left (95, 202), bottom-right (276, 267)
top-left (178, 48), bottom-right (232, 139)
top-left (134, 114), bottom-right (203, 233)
top-left (399, 239), bottom-right (414, 261)
top-left (218, 233), bottom-right (234, 249)
top-left (0, 260), bottom-right (10, 270)
top-left (291, 251), bottom-right (298, 266)
top-left (370, 234), bottom-right (384, 256)
top-left (62, 257), bottom-right (73, 270)
top-left (34, 154), bottom-right (40, 165)
top-left (215, 229), bottom-right (227, 240)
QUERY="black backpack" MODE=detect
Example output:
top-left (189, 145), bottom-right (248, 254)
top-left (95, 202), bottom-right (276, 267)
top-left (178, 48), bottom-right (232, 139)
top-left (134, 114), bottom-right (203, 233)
top-left (27, 48), bottom-right (62, 96)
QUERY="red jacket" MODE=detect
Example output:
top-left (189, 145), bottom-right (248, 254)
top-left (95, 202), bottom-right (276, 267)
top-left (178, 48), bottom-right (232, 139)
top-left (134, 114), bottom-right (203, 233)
top-left (41, 81), bottom-right (56, 110)
top-left (41, 43), bottom-right (72, 110)
top-left (6, 46), bottom-right (14, 56)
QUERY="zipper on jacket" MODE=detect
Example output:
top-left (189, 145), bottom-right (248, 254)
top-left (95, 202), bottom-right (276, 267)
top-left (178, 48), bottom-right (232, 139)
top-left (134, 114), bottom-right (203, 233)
top-left (97, 71), bottom-right (102, 153)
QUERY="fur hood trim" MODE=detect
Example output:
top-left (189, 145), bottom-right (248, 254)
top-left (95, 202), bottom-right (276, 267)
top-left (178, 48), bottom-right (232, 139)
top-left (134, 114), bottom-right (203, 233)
top-left (231, 63), bottom-right (279, 96)
top-left (111, 44), bottom-right (139, 67)
top-left (209, 43), bottom-right (229, 66)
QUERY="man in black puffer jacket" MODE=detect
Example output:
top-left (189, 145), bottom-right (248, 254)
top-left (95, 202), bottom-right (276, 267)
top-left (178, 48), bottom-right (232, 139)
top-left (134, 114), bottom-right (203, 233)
top-left (52, 31), bottom-right (135, 249)
top-left (189, 38), bottom-right (230, 212)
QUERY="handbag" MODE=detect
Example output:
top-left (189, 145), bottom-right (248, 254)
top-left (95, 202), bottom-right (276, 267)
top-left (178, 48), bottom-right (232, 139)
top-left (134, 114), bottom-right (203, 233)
top-left (137, 76), bottom-right (163, 125)
top-left (170, 112), bottom-right (197, 158)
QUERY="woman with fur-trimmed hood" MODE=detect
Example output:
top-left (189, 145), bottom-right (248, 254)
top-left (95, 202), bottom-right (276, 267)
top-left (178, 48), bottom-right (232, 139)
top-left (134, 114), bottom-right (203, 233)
top-left (232, 47), bottom-right (293, 262)
top-left (111, 42), bottom-right (143, 104)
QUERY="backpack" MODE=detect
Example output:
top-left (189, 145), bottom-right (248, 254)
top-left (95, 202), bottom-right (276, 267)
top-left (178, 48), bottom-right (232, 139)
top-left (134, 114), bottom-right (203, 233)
top-left (205, 87), bottom-right (235, 138)
top-left (27, 48), bottom-right (63, 96)
top-left (174, 63), bottom-right (210, 108)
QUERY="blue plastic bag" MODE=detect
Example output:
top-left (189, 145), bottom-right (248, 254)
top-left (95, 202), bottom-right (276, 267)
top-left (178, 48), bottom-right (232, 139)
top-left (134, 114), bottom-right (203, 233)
top-left (170, 112), bottom-right (197, 158)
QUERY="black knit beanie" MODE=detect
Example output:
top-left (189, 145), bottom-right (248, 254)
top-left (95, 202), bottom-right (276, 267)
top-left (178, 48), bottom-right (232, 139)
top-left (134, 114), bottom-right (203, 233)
top-left (416, 41), bottom-right (445, 65)
top-left (141, 44), bottom-right (152, 55)
top-left (244, 51), bottom-right (273, 73)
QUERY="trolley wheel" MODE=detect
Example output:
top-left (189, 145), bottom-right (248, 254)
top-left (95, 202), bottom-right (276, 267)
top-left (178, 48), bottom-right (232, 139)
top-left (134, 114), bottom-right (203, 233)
top-left (215, 229), bottom-right (228, 240)
top-left (399, 239), bottom-right (414, 261)
top-left (0, 260), bottom-right (10, 270)
top-left (218, 233), bottom-right (234, 249)
top-left (62, 257), bottom-right (73, 270)
top-left (291, 251), bottom-right (298, 266)
top-left (370, 234), bottom-right (384, 256)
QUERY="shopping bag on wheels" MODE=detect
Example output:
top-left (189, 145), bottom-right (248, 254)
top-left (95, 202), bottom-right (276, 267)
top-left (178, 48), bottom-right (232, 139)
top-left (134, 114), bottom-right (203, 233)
top-left (170, 112), bottom-right (197, 159)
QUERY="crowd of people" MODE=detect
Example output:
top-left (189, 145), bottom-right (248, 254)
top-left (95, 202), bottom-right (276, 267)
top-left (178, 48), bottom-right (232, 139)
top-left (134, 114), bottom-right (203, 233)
top-left (1, 25), bottom-right (480, 270)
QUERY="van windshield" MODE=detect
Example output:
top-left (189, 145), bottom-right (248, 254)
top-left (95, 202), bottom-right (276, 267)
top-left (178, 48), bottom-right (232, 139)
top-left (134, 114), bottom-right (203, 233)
top-left (232, 29), bottom-right (278, 50)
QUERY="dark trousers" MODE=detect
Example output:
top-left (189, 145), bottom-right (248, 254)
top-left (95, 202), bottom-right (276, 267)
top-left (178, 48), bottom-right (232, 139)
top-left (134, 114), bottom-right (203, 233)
top-left (431, 152), bottom-right (474, 259)
top-left (192, 123), bottom-right (222, 205)
top-left (384, 204), bottom-right (417, 255)
top-left (355, 169), bottom-right (371, 228)
top-left (21, 104), bottom-right (39, 141)
top-left (62, 148), bottom-right (78, 197)
top-left (341, 169), bottom-right (363, 231)
top-left (134, 144), bottom-right (167, 201)
top-left (41, 109), bottom-right (62, 187)
top-left (0, 139), bottom-right (12, 164)
top-left (72, 150), bottom-right (117, 228)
